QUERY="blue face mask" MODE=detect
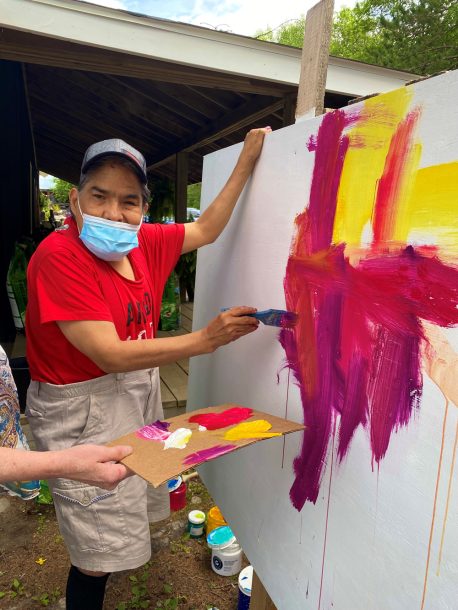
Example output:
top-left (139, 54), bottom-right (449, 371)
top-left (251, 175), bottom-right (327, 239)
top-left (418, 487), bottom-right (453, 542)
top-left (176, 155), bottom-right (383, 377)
top-left (77, 198), bottom-right (142, 262)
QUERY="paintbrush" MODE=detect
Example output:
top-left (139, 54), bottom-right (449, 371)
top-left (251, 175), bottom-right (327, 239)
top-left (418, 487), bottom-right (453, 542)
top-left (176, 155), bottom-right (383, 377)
top-left (221, 308), bottom-right (298, 328)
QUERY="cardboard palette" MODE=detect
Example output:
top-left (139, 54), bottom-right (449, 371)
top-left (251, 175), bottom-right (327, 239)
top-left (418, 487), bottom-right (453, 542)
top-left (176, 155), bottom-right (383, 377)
top-left (108, 404), bottom-right (305, 487)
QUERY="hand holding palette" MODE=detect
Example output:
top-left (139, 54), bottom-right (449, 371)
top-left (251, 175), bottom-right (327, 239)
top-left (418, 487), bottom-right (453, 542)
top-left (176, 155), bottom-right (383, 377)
top-left (107, 404), bottom-right (304, 487)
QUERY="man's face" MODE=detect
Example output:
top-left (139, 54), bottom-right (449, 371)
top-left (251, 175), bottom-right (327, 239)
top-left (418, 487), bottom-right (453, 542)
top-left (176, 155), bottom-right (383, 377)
top-left (69, 160), bottom-right (146, 231)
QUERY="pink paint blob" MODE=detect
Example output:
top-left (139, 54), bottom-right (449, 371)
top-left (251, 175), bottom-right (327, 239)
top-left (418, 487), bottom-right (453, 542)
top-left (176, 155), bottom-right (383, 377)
top-left (182, 444), bottom-right (238, 467)
top-left (188, 407), bottom-right (253, 430)
top-left (281, 110), bottom-right (458, 511)
top-left (136, 420), bottom-right (171, 441)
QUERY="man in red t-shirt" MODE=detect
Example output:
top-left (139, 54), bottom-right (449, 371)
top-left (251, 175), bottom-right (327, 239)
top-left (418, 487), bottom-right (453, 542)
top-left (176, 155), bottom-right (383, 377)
top-left (25, 130), bottom-right (270, 610)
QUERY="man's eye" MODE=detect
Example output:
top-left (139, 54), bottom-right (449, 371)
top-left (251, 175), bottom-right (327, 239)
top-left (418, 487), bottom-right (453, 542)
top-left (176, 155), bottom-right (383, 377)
top-left (93, 193), bottom-right (103, 200)
top-left (125, 201), bottom-right (137, 206)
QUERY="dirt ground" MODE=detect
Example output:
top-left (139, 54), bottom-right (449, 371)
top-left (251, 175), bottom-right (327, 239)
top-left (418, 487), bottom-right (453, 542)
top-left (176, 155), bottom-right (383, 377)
top-left (0, 475), bottom-right (247, 609)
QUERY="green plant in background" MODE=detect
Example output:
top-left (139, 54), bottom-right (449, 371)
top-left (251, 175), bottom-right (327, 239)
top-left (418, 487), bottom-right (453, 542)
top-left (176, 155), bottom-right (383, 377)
top-left (154, 583), bottom-right (186, 609)
top-left (255, 1), bottom-right (458, 76)
top-left (53, 178), bottom-right (74, 204)
top-left (116, 563), bottom-right (151, 610)
top-left (36, 513), bottom-right (48, 534)
top-left (39, 191), bottom-right (52, 220)
top-left (9, 578), bottom-right (25, 599)
top-left (159, 271), bottom-right (181, 331)
top-left (147, 177), bottom-right (175, 223)
top-left (32, 588), bottom-right (62, 607)
top-left (186, 183), bottom-right (201, 210)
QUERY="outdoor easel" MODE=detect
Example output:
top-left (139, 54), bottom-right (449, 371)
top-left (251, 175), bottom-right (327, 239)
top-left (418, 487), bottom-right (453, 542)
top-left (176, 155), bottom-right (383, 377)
top-left (249, 0), bottom-right (334, 607)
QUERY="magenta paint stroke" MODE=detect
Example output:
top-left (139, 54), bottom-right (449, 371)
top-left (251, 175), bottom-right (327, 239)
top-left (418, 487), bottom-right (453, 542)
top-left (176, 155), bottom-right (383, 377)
top-left (280, 109), bottom-right (458, 511)
top-left (136, 420), bottom-right (171, 441)
top-left (182, 444), bottom-right (238, 467)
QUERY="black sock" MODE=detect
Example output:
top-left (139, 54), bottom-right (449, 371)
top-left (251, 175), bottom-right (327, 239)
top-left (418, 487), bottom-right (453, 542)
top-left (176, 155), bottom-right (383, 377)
top-left (66, 565), bottom-right (110, 610)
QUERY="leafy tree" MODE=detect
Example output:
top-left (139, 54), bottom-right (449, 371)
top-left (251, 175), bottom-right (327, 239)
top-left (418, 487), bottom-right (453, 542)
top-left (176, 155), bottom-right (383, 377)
top-left (53, 178), bottom-right (74, 204)
top-left (255, 17), bottom-right (306, 46)
top-left (187, 183), bottom-right (201, 210)
top-left (254, 1), bottom-right (458, 75)
top-left (331, 1), bottom-right (458, 75)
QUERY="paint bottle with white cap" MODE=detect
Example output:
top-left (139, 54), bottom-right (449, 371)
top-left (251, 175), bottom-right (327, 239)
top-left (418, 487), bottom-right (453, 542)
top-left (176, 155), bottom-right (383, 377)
top-left (187, 510), bottom-right (206, 538)
top-left (206, 525), bottom-right (242, 576)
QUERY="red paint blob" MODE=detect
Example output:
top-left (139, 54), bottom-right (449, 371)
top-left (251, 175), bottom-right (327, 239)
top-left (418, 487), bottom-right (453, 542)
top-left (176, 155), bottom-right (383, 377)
top-left (188, 407), bottom-right (253, 430)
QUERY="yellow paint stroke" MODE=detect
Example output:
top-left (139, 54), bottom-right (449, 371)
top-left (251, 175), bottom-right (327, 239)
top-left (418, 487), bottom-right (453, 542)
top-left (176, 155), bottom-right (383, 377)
top-left (333, 88), bottom-right (458, 257)
top-left (224, 420), bottom-right (281, 441)
top-left (436, 420), bottom-right (458, 575)
top-left (421, 399), bottom-right (448, 610)
top-left (333, 87), bottom-right (413, 247)
top-left (397, 162), bottom-right (458, 253)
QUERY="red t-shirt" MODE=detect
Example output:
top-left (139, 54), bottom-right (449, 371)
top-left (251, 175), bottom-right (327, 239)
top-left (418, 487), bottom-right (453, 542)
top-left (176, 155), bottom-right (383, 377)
top-left (26, 218), bottom-right (185, 384)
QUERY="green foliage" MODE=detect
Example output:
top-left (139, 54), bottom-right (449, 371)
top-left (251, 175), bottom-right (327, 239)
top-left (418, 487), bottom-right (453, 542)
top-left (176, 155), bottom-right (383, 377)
top-left (154, 585), bottom-right (187, 610)
top-left (9, 578), bottom-right (25, 598)
top-left (330, 0), bottom-right (458, 75)
top-left (32, 588), bottom-right (61, 606)
top-left (187, 183), bottom-right (201, 210)
top-left (253, 1), bottom-right (457, 75)
top-left (36, 512), bottom-right (48, 534)
top-left (148, 177), bottom-right (175, 223)
top-left (116, 565), bottom-right (151, 610)
top-left (255, 17), bottom-right (306, 46)
top-left (53, 178), bottom-right (74, 204)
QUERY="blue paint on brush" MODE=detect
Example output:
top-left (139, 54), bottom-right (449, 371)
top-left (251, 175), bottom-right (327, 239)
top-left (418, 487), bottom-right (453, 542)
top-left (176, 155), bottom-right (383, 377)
top-left (221, 308), bottom-right (298, 328)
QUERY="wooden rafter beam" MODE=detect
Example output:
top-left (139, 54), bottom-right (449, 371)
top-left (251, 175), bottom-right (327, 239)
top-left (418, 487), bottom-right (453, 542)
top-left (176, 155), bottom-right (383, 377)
top-left (147, 97), bottom-right (284, 171)
top-left (0, 29), bottom-right (295, 97)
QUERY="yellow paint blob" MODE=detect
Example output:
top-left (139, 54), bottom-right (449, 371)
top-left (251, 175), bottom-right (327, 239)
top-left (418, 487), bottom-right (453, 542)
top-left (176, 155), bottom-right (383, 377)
top-left (224, 420), bottom-right (281, 441)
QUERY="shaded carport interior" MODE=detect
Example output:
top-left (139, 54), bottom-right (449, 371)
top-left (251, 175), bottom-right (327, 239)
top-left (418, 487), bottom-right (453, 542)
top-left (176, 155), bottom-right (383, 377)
top-left (0, 1), bottom-right (416, 341)
top-left (1, 28), bottom-right (348, 187)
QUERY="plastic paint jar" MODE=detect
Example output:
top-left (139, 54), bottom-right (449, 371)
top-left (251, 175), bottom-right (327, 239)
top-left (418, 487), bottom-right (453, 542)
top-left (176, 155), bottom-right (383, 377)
top-left (167, 476), bottom-right (187, 511)
top-left (237, 565), bottom-right (253, 610)
top-left (206, 505), bottom-right (227, 536)
top-left (187, 510), bottom-right (206, 538)
top-left (207, 525), bottom-right (242, 577)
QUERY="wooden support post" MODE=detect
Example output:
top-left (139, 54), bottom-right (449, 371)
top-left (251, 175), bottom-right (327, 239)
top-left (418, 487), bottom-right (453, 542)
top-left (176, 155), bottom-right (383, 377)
top-left (295, 0), bottom-right (334, 120)
top-left (175, 151), bottom-right (188, 224)
top-left (283, 92), bottom-right (296, 127)
top-left (250, 2), bottom-right (334, 604)
top-left (175, 151), bottom-right (188, 302)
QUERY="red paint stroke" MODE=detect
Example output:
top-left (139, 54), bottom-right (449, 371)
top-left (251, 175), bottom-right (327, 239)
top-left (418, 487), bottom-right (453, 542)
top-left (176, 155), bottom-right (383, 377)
top-left (372, 110), bottom-right (420, 244)
top-left (281, 109), bottom-right (458, 511)
top-left (188, 407), bottom-right (253, 430)
top-left (182, 444), bottom-right (238, 467)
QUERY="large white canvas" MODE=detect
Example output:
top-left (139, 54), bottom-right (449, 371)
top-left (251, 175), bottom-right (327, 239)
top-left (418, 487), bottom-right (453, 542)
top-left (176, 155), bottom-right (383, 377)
top-left (187, 71), bottom-right (458, 610)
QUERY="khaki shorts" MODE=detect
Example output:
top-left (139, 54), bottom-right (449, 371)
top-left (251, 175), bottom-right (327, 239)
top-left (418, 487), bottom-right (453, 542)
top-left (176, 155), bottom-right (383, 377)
top-left (26, 368), bottom-right (169, 573)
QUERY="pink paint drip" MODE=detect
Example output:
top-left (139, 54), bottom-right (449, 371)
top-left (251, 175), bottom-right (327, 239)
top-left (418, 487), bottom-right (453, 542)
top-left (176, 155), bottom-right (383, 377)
top-left (281, 110), bottom-right (458, 511)
top-left (182, 444), bottom-right (238, 467)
